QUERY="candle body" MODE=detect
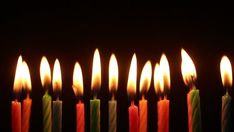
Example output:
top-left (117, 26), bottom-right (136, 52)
top-left (22, 98), bottom-right (32, 132)
top-left (108, 100), bottom-right (117, 132)
top-left (90, 99), bottom-right (100, 132)
top-left (76, 102), bottom-right (85, 132)
top-left (187, 93), bottom-right (192, 132)
top-left (188, 87), bottom-right (202, 132)
top-left (129, 104), bottom-right (139, 132)
top-left (221, 93), bottom-right (232, 132)
top-left (139, 99), bottom-right (147, 132)
top-left (43, 93), bottom-right (52, 132)
top-left (12, 101), bottom-right (21, 132)
top-left (53, 100), bottom-right (62, 132)
top-left (157, 99), bottom-right (169, 132)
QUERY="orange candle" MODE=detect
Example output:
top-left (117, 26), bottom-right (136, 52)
top-left (72, 62), bottom-right (85, 132)
top-left (154, 54), bottom-right (171, 132)
top-left (12, 56), bottom-right (23, 132)
top-left (21, 61), bottom-right (32, 132)
top-left (139, 61), bottom-right (152, 132)
top-left (127, 54), bottom-right (139, 132)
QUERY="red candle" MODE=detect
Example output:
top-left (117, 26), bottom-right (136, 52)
top-left (12, 56), bottom-right (23, 132)
top-left (21, 61), bottom-right (32, 132)
top-left (73, 62), bottom-right (85, 132)
top-left (139, 61), bottom-right (152, 132)
top-left (127, 54), bottom-right (139, 132)
top-left (154, 54), bottom-right (171, 132)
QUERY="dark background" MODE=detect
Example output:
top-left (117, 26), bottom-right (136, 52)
top-left (0, 2), bottom-right (234, 132)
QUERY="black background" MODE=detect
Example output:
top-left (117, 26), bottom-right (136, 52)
top-left (0, 2), bottom-right (234, 132)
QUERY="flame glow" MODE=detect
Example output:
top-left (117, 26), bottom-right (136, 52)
top-left (139, 61), bottom-right (152, 94)
top-left (40, 56), bottom-right (51, 87)
top-left (109, 54), bottom-right (118, 92)
top-left (220, 56), bottom-right (232, 87)
top-left (154, 63), bottom-right (163, 94)
top-left (22, 61), bottom-right (32, 91)
top-left (91, 49), bottom-right (101, 91)
top-left (127, 54), bottom-right (137, 96)
top-left (13, 56), bottom-right (23, 94)
top-left (160, 54), bottom-right (171, 90)
top-left (73, 62), bottom-right (84, 96)
top-left (52, 59), bottom-right (62, 92)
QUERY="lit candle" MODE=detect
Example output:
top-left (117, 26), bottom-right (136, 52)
top-left (72, 62), bottom-right (85, 132)
top-left (220, 56), bottom-right (232, 132)
top-left (108, 54), bottom-right (118, 132)
top-left (12, 56), bottom-right (23, 132)
top-left (139, 61), bottom-right (152, 132)
top-left (127, 54), bottom-right (139, 132)
top-left (154, 54), bottom-right (170, 132)
top-left (21, 61), bottom-right (32, 132)
top-left (181, 49), bottom-right (202, 132)
top-left (90, 49), bottom-right (101, 132)
top-left (52, 59), bottom-right (62, 132)
top-left (40, 56), bottom-right (52, 132)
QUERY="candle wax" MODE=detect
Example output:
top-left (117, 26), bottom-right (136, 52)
top-left (22, 97), bottom-right (32, 132)
top-left (221, 92), bottom-right (231, 132)
top-left (157, 98), bottom-right (169, 132)
top-left (12, 101), bottom-right (21, 132)
top-left (108, 100), bottom-right (117, 132)
top-left (76, 101), bottom-right (85, 132)
top-left (42, 92), bottom-right (52, 132)
top-left (139, 98), bottom-right (147, 132)
top-left (53, 100), bottom-right (62, 132)
top-left (129, 103), bottom-right (139, 132)
top-left (90, 99), bottom-right (100, 132)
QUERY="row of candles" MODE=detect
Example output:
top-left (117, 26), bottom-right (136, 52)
top-left (11, 48), bottom-right (232, 132)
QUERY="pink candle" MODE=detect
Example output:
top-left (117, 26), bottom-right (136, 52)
top-left (187, 93), bottom-right (192, 132)
top-left (76, 101), bottom-right (85, 132)
top-left (157, 97), bottom-right (169, 132)
top-left (129, 102), bottom-right (139, 132)
top-left (22, 95), bottom-right (32, 132)
top-left (12, 100), bottom-right (21, 132)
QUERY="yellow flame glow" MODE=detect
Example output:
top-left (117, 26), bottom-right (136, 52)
top-left (220, 56), bottom-right (232, 87)
top-left (181, 49), bottom-right (197, 86)
top-left (13, 55), bottom-right (23, 94)
top-left (91, 49), bottom-right (101, 91)
top-left (127, 54), bottom-right (137, 96)
top-left (160, 54), bottom-right (170, 90)
top-left (139, 61), bottom-right (152, 94)
top-left (52, 59), bottom-right (62, 92)
top-left (22, 61), bottom-right (32, 91)
top-left (154, 63), bottom-right (163, 94)
top-left (40, 56), bottom-right (51, 87)
top-left (73, 62), bottom-right (83, 96)
top-left (109, 54), bottom-right (118, 92)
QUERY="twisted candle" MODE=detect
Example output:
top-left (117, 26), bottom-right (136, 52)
top-left (139, 98), bottom-right (147, 132)
top-left (221, 92), bottom-right (231, 132)
top-left (90, 99), bottom-right (100, 132)
top-left (108, 100), bottom-right (117, 132)
top-left (76, 102), bottom-right (85, 132)
top-left (22, 97), bottom-right (32, 132)
top-left (43, 92), bottom-right (52, 132)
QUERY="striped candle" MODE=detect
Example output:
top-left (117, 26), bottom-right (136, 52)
top-left (43, 92), bottom-right (52, 132)
top-left (108, 100), bottom-right (117, 132)
top-left (22, 97), bottom-right (32, 132)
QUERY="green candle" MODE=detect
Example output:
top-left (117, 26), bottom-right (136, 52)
top-left (190, 86), bottom-right (202, 132)
top-left (108, 99), bottom-right (117, 132)
top-left (90, 98), bottom-right (100, 132)
top-left (43, 91), bottom-right (52, 132)
top-left (53, 99), bottom-right (62, 132)
top-left (221, 92), bottom-right (231, 132)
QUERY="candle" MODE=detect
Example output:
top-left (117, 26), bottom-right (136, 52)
top-left (21, 61), bottom-right (32, 132)
top-left (108, 54), bottom-right (118, 132)
top-left (127, 54), bottom-right (139, 132)
top-left (90, 49), bottom-right (101, 132)
top-left (181, 49), bottom-right (202, 132)
top-left (52, 59), bottom-right (62, 132)
top-left (220, 56), bottom-right (232, 132)
top-left (72, 62), bottom-right (85, 132)
top-left (12, 56), bottom-right (23, 132)
top-left (154, 54), bottom-right (170, 132)
top-left (40, 56), bottom-right (52, 132)
top-left (139, 61), bottom-right (152, 132)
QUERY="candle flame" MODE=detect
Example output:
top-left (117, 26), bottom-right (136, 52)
top-left (13, 55), bottom-right (23, 94)
top-left (91, 49), bottom-right (101, 91)
top-left (220, 56), bottom-right (232, 87)
top-left (127, 54), bottom-right (137, 97)
top-left (181, 49), bottom-right (197, 86)
top-left (52, 59), bottom-right (62, 92)
top-left (73, 62), bottom-right (84, 97)
top-left (154, 63), bottom-right (163, 94)
top-left (160, 54), bottom-right (171, 91)
top-left (22, 61), bottom-right (32, 91)
top-left (109, 54), bottom-right (118, 93)
top-left (40, 56), bottom-right (51, 88)
top-left (139, 61), bottom-right (152, 94)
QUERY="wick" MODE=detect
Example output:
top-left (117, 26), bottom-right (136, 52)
top-left (26, 93), bottom-right (30, 99)
top-left (56, 96), bottom-right (59, 101)
top-left (78, 99), bottom-right (82, 104)
top-left (93, 95), bottom-right (97, 99)
top-left (111, 94), bottom-right (115, 100)
top-left (15, 98), bottom-right (18, 102)
top-left (164, 95), bottom-right (167, 100)
top-left (142, 95), bottom-right (145, 100)
top-left (159, 96), bottom-right (162, 101)
top-left (131, 100), bottom-right (134, 106)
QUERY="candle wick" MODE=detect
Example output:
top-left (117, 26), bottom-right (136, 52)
top-left (164, 95), bottom-right (167, 100)
top-left (131, 100), bottom-right (134, 105)
top-left (26, 93), bottom-right (30, 99)
top-left (15, 98), bottom-right (18, 102)
top-left (93, 95), bottom-right (97, 99)
top-left (111, 94), bottom-right (115, 100)
top-left (78, 99), bottom-right (82, 104)
top-left (56, 96), bottom-right (59, 100)
top-left (142, 95), bottom-right (145, 100)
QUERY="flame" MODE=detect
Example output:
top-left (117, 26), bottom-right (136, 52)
top-left (109, 54), bottom-right (118, 92)
top-left (127, 54), bottom-right (137, 96)
top-left (220, 56), bottom-right (232, 87)
top-left (139, 61), bottom-right (152, 94)
top-left (73, 62), bottom-right (83, 96)
top-left (91, 49), bottom-right (101, 91)
top-left (160, 54), bottom-right (171, 90)
top-left (154, 63), bottom-right (163, 94)
top-left (13, 55), bottom-right (23, 94)
top-left (40, 56), bottom-right (51, 87)
top-left (22, 61), bottom-right (32, 91)
top-left (181, 49), bottom-right (197, 86)
top-left (52, 59), bottom-right (62, 92)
